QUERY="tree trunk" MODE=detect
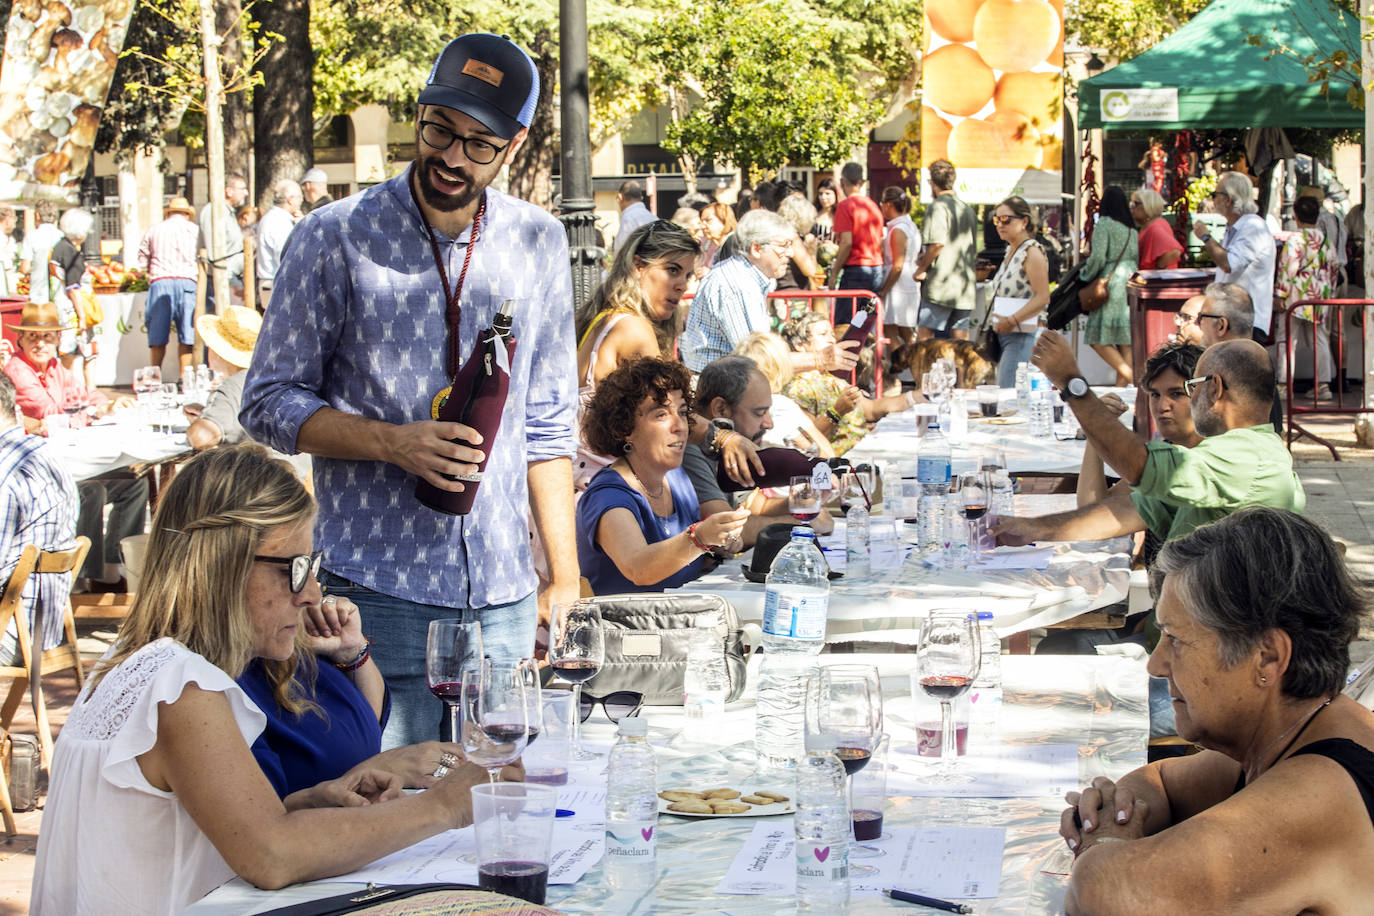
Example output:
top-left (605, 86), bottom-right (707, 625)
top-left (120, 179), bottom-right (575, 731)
top-left (507, 28), bottom-right (557, 209)
top-left (252, 0), bottom-right (313, 213)
top-left (216, 0), bottom-right (251, 183)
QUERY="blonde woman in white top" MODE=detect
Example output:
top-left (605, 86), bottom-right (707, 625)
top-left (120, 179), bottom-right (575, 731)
top-left (33, 445), bottom-right (497, 915)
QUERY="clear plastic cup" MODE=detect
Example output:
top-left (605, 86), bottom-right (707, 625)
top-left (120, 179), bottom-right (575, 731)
top-left (471, 783), bottom-right (558, 904)
top-left (524, 690), bottom-right (575, 786)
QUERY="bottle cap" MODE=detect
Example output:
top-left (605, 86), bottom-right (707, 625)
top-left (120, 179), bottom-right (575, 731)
top-left (618, 717), bottom-right (648, 737)
top-left (791, 527), bottom-right (817, 539)
top-left (976, 611), bottom-right (994, 621)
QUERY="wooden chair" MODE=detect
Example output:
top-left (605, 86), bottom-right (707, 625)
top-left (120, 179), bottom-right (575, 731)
top-left (0, 537), bottom-right (92, 771)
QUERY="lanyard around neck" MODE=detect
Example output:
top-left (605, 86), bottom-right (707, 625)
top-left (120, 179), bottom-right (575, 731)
top-left (409, 172), bottom-right (484, 380)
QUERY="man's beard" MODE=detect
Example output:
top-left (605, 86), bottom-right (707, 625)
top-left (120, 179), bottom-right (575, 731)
top-left (414, 154), bottom-right (482, 213)
top-left (1192, 399), bottom-right (1225, 437)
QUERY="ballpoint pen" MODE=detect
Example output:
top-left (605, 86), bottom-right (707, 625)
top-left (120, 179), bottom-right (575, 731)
top-left (883, 888), bottom-right (973, 913)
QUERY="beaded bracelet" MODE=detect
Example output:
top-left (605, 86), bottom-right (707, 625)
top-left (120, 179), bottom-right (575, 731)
top-left (334, 643), bottom-right (371, 673)
top-left (686, 522), bottom-right (711, 553)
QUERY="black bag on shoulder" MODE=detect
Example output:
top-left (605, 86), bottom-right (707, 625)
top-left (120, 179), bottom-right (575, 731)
top-left (1045, 260), bottom-right (1089, 331)
top-left (579, 593), bottom-right (751, 705)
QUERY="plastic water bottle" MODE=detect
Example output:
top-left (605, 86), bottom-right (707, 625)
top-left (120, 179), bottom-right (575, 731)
top-left (682, 628), bottom-right (730, 743)
top-left (970, 611), bottom-right (1003, 742)
top-left (943, 498), bottom-right (969, 569)
top-left (917, 424), bottom-right (950, 556)
top-left (949, 391), bottom-right (969, 440)
top-left (1028, 390), bottom-right (1053, 438)
top-left (756, 529), bottom-right (828, 769)
top-left (845, 504), bottom-right (869, 577)
top-left (899, 457), bottom-right (921, 521)
top-left (991, 470), bottom-right (1015, 520)
top-left (880, 461), bottom-right (903, 518)
top-left (1015, 362), bottom-right (1031, 413)
top-left (795, 751), bottom-right (850, 912)
top-left (604, 717), bottom-right (658, 890)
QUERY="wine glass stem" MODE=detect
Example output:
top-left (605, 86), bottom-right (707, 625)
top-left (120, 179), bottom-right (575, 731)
top-left (570, 682), bottom-right (584, 754)
top-left (940, 699), bottom-right (956, 771)
top-left (448, 701), bottom-right (461, 745)
top-left (846, 774), bottom-right (857, 845)
top-left (488, 767), bottom-right (500, 785)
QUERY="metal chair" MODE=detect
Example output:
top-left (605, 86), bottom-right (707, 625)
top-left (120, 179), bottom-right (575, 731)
top-left (0, 537), bottom-right (92, 773)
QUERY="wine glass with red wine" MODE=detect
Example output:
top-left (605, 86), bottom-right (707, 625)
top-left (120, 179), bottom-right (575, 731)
top-left (517, 657), bottom-right (542, 747)
top-left (425, 619), bottom-right (483, 742)
top-left (917, 609), bottom-right (981, 783)
top-left (805, 666), bottom-right (884, 873)
top-left (460, 661), bottom-right (529, 783)
top-left (789, 476), bottom-right (821, 526)
top-left (961, 471), bottom-right (990, 564)
top-left (548, 600), bottom-right (604, 760)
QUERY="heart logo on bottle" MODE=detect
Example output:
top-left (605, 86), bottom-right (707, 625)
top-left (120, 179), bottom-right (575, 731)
top-left (641, 827), bottom-right (654, 842)
top-left (814, 846), bottom-right (830, 863)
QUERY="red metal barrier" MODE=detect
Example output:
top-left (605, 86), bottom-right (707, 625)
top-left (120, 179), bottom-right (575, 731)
top-left (1279, 298), bottom-right (1374, 461)
top-left (677, 289), bottom-right (888, 393)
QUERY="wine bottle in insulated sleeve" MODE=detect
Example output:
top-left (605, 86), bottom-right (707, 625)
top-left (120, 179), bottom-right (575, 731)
top-left (829, 304), bottom-right (879, 380)
top-left (714, 451), bottom-right (850, 493)
top-left (416, 299), bottom-right (517, 515)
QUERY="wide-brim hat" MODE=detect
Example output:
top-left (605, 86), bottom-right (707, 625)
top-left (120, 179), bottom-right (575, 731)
top-left (195, 305), bottom-right (261, 369)
top-left (6, 301), bottom-right (76, 333)
top-left (417, 33), bottom-right (539, 141)
top-left (165, 196), bottom-right (195, 217)
top-left (740, 522), bottom-right (841, 584)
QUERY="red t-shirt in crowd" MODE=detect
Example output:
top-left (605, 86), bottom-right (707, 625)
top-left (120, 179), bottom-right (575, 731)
top-left (833, 194), bottom-right (884, 267)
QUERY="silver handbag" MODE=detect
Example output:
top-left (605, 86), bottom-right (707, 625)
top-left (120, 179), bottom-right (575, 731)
top-left (580, 593), bottom-right (750, 705)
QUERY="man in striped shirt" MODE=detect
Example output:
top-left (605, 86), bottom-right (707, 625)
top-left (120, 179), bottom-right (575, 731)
top-left (137, 197), bottom-right (201, 376)
top-left (0, 373), bottom-right (78, 664)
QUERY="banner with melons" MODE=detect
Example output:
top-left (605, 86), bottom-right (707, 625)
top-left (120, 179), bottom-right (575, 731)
top-left (0, 0), bottom-right (135, 204)
top-left (921, 0), bottom-right (1064, 205)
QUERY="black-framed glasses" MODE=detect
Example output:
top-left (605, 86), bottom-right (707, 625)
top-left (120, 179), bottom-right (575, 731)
top-left (254, 551), bottom-right (322, 594)
top-left (1184, 374), bottom-right (1224, 397)
top-left (418, 120), bottom-right (508, 165)
top-left (1195, 312), bottom-right (1224, 323)
top-left (578, 690), bottom-right (643, 723)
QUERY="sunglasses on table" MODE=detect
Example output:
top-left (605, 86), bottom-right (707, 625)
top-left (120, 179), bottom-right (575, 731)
top-left (254, 551), bottom-right (323, 594)
top-left (579, 690), bottom-right (644, 723)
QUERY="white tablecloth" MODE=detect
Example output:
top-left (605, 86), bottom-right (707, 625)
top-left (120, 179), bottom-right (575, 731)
top-left (187, 654), bottom-right (1148, 915)
top-left (56, 421), bottom-right (190, 481)
top-left (846, 389), bottom-right (1136, 477)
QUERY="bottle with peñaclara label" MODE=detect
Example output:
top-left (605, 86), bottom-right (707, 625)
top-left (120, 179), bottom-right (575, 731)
top-left (415, 299), bottom-right (517, 516)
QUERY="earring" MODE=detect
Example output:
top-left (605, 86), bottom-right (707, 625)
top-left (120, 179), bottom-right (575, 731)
top-left (1260, 676), bottom-right (1268, 684)
top-left (624, 442), bottom-right (633, 453)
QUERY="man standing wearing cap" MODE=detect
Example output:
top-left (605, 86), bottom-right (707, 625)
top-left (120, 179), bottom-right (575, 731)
top-left (137, 197), bottom-right (201, 375)
top-left (301, 168), bottom-right (334, 214)
top-left (242, 33), bottom-right (579, 749)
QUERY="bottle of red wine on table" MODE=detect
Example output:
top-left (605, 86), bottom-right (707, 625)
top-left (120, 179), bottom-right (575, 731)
top-left (416, 300), bottom-right (517, 515)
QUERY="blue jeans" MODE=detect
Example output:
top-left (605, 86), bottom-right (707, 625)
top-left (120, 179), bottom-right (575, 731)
top-left (996, 332), bottom-right (1037, 387)
top-left (318, 570), bottom-right (538, 749)
top-left (835, 265), bottom-right (884, 326)
top-left (145, 277), bottom-right (197, 346)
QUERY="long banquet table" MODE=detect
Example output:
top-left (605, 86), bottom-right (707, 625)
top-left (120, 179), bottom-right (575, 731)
top-left (55, 418), bottom-right (191, 482)
top-left (187, 654), bottom-right (1148, 915)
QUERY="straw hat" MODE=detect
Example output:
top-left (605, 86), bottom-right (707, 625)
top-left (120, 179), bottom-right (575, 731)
top-left (6, 301), bottom-right (76, 333)
top-left (165, 196), bottom-right (195, 217)
top-left (195, 306), bottom-right (261, 369)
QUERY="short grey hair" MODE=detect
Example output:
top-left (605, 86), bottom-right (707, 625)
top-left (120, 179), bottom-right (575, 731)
top-left (59, 208), bottom-right (94, 242)
top-left (1215, 171), bottom-right (1258, 215)
top-left (693, 355), bottom-right (760, 415)
top-left (780, 311), bottom-right (829, 351)
top-left (777, 194), bottom-right (818, 237)
top-left (272, 179), bottom-right (301, 205)
top-left (1134, 187), bottom-right (1166, 222)
top-left (735, 209), bottom-right (795, 251)
top-left (1203, 282), bottom-right (1253, 338)
top-left (1150, 507), bottom-right (1364, 698)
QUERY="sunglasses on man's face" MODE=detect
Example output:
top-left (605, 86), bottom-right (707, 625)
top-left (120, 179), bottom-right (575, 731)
top-left (254, 551), bottom-right (322, 594)
top-left (579, 690), bottom-right (644, 723)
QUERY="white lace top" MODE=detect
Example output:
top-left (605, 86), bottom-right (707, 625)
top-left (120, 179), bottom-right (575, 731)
top-left (32, 638), bottom-right (267, 915)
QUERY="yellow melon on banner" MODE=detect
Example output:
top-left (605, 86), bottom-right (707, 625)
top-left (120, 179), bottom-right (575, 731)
top-left (972, 0), bottom-right (1059, 73)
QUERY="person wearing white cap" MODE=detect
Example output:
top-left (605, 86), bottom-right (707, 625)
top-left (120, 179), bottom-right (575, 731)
top-left (301, 167), bottom-right (333, 214)
top-left (242, 33), bottom-right (579, 749)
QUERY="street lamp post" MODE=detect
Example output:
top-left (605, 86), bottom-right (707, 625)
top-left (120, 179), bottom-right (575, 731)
top-left (558, 0), bottom-right (602, 314)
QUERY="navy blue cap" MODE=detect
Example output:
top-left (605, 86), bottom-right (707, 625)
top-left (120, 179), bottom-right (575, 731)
top-left (418, 34), bottom-right (539, 141)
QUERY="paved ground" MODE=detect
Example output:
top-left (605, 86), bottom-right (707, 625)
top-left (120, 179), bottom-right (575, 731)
top-left (0, 415), bottom-right (1372, 912)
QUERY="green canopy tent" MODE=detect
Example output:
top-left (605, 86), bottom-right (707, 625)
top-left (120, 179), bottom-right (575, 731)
top-left (1078, 0), bottom-right (1362, 130)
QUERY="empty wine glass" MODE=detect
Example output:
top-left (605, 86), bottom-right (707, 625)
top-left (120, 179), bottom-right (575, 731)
top-left (789, 476), bottom-right (822, 526)
top-left (548, 600), bottom-right (604, 760)
top-left (425, 619), bottom-right (484, 742)
top-left (805, 666), bottom-right (883, 873)
top-left (460, 660), bottom-right (529, 784)
top-left (917, 610), bottom-right (981, 784)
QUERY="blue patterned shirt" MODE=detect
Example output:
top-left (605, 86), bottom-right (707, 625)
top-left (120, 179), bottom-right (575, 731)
top-left (680, 255), bottom-right (775, 371)
top-left (240, 167), bottom-right (577, 609)
top-left (0, 426), bottom-right (79, 651)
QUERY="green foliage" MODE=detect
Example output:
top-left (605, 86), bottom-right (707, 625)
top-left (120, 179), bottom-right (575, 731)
top-left (656, 0), bottom-right (890, 180)
top-left (1068, 0), bottom-right (1212, 62)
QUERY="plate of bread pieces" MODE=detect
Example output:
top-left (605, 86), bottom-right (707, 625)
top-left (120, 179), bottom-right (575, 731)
top-left (657, 787), bottom-right (794, 817)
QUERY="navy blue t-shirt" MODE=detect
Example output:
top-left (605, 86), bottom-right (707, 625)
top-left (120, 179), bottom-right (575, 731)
top-left (576, 466), bottom-right (705, 594)
top-left (238, 658), bottom-right (388, 797)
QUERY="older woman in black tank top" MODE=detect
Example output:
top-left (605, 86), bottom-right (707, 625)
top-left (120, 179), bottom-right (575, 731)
top-left (1059, 508), bottom-right (1374, 914)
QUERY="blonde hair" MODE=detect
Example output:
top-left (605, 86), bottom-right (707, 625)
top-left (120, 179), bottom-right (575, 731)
top-left (733, 331), bottom-right (794, 393)
top-left (576, 220), bottom-right (699, 354)
top-left (90, 443), bottom-right (318, 715)
top-left (1134, 187), bottom-right (1166, 222)
top-left (700, 202), bottom-right (736, 245)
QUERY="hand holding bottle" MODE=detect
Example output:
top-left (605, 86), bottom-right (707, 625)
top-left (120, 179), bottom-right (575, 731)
top-left (390, 419), bottom-right (486, 492)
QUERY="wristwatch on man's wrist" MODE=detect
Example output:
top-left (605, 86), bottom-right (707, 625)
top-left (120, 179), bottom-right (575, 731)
top-left (1064, 376), bottom-right (1090, 399)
